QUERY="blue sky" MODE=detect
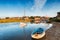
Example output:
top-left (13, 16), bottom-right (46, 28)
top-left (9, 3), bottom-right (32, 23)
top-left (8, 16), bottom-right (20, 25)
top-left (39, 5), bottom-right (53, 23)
top-left (0, 0), bottom-right (60, 17)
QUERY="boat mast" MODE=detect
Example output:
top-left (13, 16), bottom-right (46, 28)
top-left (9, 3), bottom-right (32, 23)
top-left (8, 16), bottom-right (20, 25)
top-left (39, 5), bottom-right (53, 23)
top-left (24, 6), bottom-right (25, 16)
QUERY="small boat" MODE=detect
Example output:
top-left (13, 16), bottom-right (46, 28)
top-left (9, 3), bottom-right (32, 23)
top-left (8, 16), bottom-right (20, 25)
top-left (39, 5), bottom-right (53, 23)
top-left (31, 28), bottom-right (45, 39)
top-left (31, 23), bottom-right (53, 39)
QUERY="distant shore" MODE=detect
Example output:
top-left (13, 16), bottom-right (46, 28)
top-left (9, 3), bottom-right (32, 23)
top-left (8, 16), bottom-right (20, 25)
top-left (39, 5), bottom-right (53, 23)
top-left (0, 16), bottom-right (49, 23)
top-left (0, 19), bottom-right (30, 23)
top-left (0, 19), bottom-right (20, 23)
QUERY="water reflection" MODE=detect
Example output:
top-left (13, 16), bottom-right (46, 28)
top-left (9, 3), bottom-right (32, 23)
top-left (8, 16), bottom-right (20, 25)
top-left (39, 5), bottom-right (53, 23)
top-left (0, 22), bottom-right (52, 40)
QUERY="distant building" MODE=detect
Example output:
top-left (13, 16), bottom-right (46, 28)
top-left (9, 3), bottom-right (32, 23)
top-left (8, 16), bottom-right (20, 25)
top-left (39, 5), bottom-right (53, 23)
top-left (34, 17), bottom-right (41, 23)
top-left (56, 12), bottom-right (60, 19)
top-left (57, 12), bottom-right (60, 17)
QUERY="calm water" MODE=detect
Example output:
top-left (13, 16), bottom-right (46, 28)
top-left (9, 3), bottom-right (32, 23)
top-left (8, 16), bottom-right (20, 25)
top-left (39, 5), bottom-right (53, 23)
top-left (0, 22), bottom-right (52, 40)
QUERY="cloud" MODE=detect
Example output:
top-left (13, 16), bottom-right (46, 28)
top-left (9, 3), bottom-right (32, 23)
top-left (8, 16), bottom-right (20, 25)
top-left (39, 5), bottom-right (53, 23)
top-left (28, 0), bottom-right (47, 16)
top-left (31, 0), bottom-right (47, 10)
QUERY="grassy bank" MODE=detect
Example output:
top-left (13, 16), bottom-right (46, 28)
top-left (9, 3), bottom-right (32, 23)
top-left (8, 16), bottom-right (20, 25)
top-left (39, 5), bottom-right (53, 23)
top-left (0, 19), bottom-right (30, 23)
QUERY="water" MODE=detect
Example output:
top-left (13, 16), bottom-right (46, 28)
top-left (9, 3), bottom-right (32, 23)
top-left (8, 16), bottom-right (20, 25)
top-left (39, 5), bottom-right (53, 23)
top-left (0, 22), bottom-right (52, 40)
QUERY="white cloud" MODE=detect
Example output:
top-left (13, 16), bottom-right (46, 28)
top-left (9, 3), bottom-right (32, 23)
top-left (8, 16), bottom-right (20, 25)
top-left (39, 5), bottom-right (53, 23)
top-left (31, 0), bottom-right (47, 10)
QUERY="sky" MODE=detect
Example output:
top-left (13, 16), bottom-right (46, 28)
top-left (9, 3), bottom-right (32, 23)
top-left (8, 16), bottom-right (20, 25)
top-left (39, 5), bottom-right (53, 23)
top-left (0, 0), bottom-right (60, 18)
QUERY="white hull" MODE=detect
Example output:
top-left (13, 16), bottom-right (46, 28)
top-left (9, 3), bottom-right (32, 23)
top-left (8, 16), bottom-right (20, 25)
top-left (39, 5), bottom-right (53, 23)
top-left (31, 32), bottom-right (45, 39)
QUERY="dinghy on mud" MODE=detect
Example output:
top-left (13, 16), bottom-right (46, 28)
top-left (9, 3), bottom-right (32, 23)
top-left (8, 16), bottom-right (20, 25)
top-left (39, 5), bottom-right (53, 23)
top-left (31, 23), bottom-right (53, 39)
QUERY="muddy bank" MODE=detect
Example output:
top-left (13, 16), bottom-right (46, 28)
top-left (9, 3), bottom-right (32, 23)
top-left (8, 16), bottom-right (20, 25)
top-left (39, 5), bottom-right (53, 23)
top-left (33, 22), bottom-right (60, 40)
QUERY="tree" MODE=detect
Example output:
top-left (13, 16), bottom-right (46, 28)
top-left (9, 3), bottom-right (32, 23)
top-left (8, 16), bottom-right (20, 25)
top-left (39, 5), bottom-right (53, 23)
top-left (29, 16), bottom-right (34, 19)
top-left (5, 17), bottom-right (9, 19)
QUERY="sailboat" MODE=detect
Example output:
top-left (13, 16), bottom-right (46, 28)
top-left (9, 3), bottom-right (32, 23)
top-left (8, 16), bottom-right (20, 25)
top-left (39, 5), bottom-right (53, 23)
top-left (20, 6), bottom-right (27, 28)
top-left (20, 6), bottom-right (27, 40)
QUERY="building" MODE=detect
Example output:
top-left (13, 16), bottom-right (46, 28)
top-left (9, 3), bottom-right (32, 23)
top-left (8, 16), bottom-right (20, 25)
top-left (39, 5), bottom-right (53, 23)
top-left (56, 12), bottom-right (60, 19)
top-left (34, 17), bottom-right (41, 23)
top-left (57, 12), bottom-right (60, 17)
